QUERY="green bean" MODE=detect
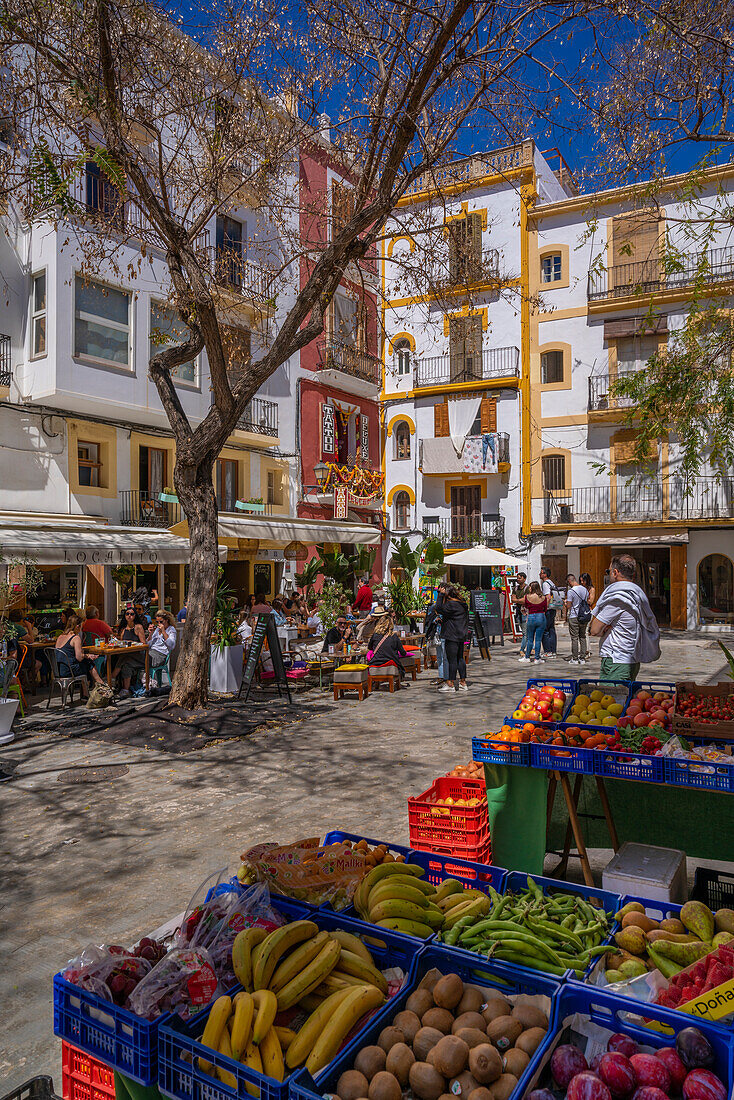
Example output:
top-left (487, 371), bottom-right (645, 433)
top-left (492, 950), bottom-right (567, 977)
top-left (526, 918), bottom-right (585, 951)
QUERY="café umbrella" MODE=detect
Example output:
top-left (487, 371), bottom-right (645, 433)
top-left (446, 546), bottom-right (527, 569)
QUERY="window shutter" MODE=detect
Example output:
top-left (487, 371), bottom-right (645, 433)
top-left (468, 213), bottom-right (482, 278)
top-left (449, 316), bottom-right (466, 380)
top-left (480, 396), bottom-right (497, 433)
top-left (612, 212), bottom-right (660, 267)
top-left (613, 431), bottom-right (656, 464)
top-left (466, 316), bottom-right (482, 379)
top-left (321, 402), bottom-right (335, 455)
top-left (434, 401), bottom-right (449, 437)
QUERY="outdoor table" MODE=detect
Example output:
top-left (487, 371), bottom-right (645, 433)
top-left (84, 642), bottom-right (150, 686)
top-left (24, 639), bottom-right (55, 691)
top-left (277, 624), bottom-right (299, 652)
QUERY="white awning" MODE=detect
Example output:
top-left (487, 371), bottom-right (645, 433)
top-left (566, 532), bottom-right (689, 547)
top-left (0, 518), bottom-right (227, 565)
top-left (217, 514), bottom-right (381, 546)
top-left (446, 546), bottom-right (527, 568)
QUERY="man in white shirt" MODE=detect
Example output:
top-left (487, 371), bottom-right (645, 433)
top-left (539, 566), bottom-right (559, 658)
top-left (307, 608), bottom-right (323, 633)
top-left (590, 554), bottom-right (660, 681)
top-left (565, 573), bottom-right (590, 665)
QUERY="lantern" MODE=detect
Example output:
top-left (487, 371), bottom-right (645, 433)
top-left (284, 540), bottom-right (308, 561)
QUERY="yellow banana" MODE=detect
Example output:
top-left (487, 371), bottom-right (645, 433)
top-left (253, 921), bottom-right (319, 991)
top-left (251, 989), bottom-right (278, 1045)
top-left (217, 1028), bottom-right (238, 1088)
top-left (269, 931), bottom-right (330, 993)
top-left (198, 995), bottom-right (232, 1073)
top-left (421, 905), bottom-right (445, 930)
top-left (276, 937), bottom-right (341, 1011)
top-left (375, 917), bottom-right (433, 938)
top-left (232, 927), bottom-right (268, 991)
top-left (230, 990), bottom-right (254, 1061)
top-left (434, 877), bottom-right (465, 902)
top-left (243, 1038), bottom-right (263, 1098)
top-left (259, 1027), bottom-right (285, 1082)
top-left (315, 974), bottom-right (360, 996)
top-left (442, 896), bottom-right (491, 928)
top-left (305, 984), bottom-right (385, 1076)
top-left (327, 929), bottom-right (374, 965)
top-left (274, 1026), bottom-right (297, 1050)
top-left (404, 878), bottom-right (436, 895)
top-left (367, 880), bottom-right (430, 910)
top-left (285, 987), bottom-right (355, 1069)
top-left (361, 863), bottom-right (424, 895)
top-left (298, 993), bottom-right (323, 1013)
top-left (336, 950), bottom-right (388, 993)
top-left (437, 889), bottom-right (486, 912)
top-left (369, 898), bottom-right (432, 924)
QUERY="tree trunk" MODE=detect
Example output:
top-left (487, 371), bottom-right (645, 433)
top-left (169, 465), bottom-right (219, 709)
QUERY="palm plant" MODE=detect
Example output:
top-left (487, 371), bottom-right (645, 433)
top-left (421, 538), bottom-right (447, 582)
top-left (316, 547), bottom-right (353, 587)
top-left (386, 579), bottom-right (417, 624)
top-left (211, 580), bottom-right (238, 652)
top-left (295, 556), bottom-right (322, 599)
top-left (390, 536), bottom-right (422, 580)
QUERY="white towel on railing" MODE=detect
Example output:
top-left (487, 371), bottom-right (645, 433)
top-left (448, 397), bottom-right (481, 456)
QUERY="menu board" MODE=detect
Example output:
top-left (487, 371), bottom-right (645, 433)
top-left (470, 589), bottom-right (504, 647)
top-left (239, 613), bottom-right (291, 702)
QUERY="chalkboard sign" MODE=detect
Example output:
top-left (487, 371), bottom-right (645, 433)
top-left (470, 589), bottom-right (504, 648)
top-left (238, 613), bottom-right (292, 703)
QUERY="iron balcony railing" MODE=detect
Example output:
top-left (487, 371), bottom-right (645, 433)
top-left (544, 477), bottom-right (734, 524)
top-left (588, 245), bottom-right (734, 301)
top-left (237, 397), bottom-right (278, 436)
top-left (588, 371), bottom-right (637, 412)
top-left (209, 247), bottom-right (274, 307)
top-left (423, 516), bottom-right (505, 549)
top-left (415, 346), bottom-right (519, 388)
top-left (0, 333), bottom-right (10, 386)
top-left (322, 340), bottom-right (381, 386)
top-left (426, 247), bottom-right (500, 290)
top-left (119, 490), bottom-right (181, 529)
top-left (406, 141), bottom-right (533, 195)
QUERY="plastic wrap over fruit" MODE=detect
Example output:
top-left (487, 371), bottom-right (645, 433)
top-left (239, 838), bottom-right (365, 909)
top-left (63, 944), bottom-right (153, 1006)
top-left (127, 945), bottom-right (220, 1020)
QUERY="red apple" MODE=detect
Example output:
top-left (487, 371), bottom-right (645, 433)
top-left (637, 691), bottom-right (652, 702)
top-left (644, 698), bottom-right (658, 712)
top-left (537, 700), bottom-right (552, 717)
top-left (633, 712), bottom-right (651, 727)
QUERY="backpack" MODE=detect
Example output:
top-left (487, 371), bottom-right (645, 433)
top-left (577, 595), bottom-right (592, 624)
top-left (548, 583), bottom-right (563, 611)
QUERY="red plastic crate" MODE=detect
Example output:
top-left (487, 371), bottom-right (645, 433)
top-left (408, 776), bottom-right (487, 847)
top-left (62, 1043), bottom-right (115, 1100)
top-left (409, 833), bottom-right (492, 864)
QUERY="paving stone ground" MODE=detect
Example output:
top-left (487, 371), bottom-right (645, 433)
top-left (2, 625), bottom-right (733, 1089)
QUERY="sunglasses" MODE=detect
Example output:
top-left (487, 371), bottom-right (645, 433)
top-left (125, 611), bottom-right (135, 616)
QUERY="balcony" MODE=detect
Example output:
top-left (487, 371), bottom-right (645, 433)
top-left (588, 372), bottom-right (636, 415)
top-left (237, 397), bottom-right (278, 437)
top-left (405, 142), bottom-right (533, 196)
top-left (321, 340), bottom-right (381, 387)
top-left (543, 477), bottom-right (734, 525)
top-left (423, 516), bottom-right (505, 549)
top-left (209, 247), bottom-right (275, 312)
top-left (415, 346), bottom-right (519, 388)
top-left (425, 247), bottom-right (500, 292)
top-left (0, 333), bottom-right (10, 387)
top-left (587, 245), bottom-right (734, 303)
top-left (120, 490), bottom-right (181, 529)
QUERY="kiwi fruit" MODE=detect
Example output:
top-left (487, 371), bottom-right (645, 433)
top-left (414, 1027), bottom-right (445, 1062)
top-left (490, 1074), bottom-right (518, 1100)
top-left (481, 998), bottom-right (511, 1026)
top-left (421, 972), bottom-right (441, 993)
top-left (452, 1012), bottom-right (487, 1035)
top-left (502, 1049), bottom-right (529, 1078)
top-left (468, 1045), bottom-right (503, 1085)
top-left (377, 1026), bottom-right (406, 1053)
top-left (455, 1028), bottom-right (489, 1050)
top-left (407, 989), bottom-right (435, 1018)
top-left (510, 1004), bottom-right (548, 1031)
top-left (485, 1017), bottom-right (523, 1049)
top-left (515, 1027), bottom-right (546, 1057)
top-left (355, 1046), bottom-right (387, 1080)
top-left (385, 1043), bottom-right (415, 1087)
top-left (468, 1090), bottom-right (494, 1100)
top-left (392, 1010), bottom-right (421, 1045)
top-left (368, 1071), bottom-right (402, 1100)
top-left (450, 1071), bottom-right (481, 1096)
top-left (422, 1008), bottom-right (455, 1034)
top-left (409, 1062), bottom-right (446, 1100)
top-left (338, 1071), bottom-right (370, 1100)
top-left (431, 1035), bottom-right (470, 1079)
top-left (457, 987), bottom-right (485, 1016)
top-left (432, 973), bottom-right (464, 1010)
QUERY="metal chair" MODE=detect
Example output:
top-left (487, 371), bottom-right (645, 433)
top-left (44, 647), bottom-right (89, 709)
top-left (8, 645), bottom-right (27, 714)
top-left (1, 658), bottom-right (19, 699)
top-left (151, 653), bottom-right (172, 688)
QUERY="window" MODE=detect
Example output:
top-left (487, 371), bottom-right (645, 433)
top-left (393, 338), bottom-right (412, 375)
top-left (216, 458), bottom-right (238, 511)
top-left (394, 422), bottom-right (411, 460)
top-left (77, 441), bottom-right (101, 487)
top-left (542, 454), bottom-right (566, 491)
top-left (447, 213), bottom-right (482, 283)
top-left (451, 485), bottom-right (481, 542)
top-left (698, 554), bottom-right (734, 623)
top-left (31, 273), bottom-right (46, 358)
top-left (541, 252), bottom-right (562, 284)
top-left (615, 334), bottom-right (658, 374)
top-left (215, 214), bottom-right (243, 288)
top-left (85, 161), bottom-right (124, 227)
top-left (150, 302), bottom-right (196, 384)
top-left (330, 291), bottom-right (365, 348)
top-left (267, 469), bottom-right (282, 506)
top-left (75, 278), bottom-right (130, 367)
top-left (448, 315), bottom-right (482, 381)
top-left (220, 323), bottom-right (251, 383)
top-left (331, 181), bottom-right (355, 237)
top-left (139, 445), bottom-right (167, 495)
top-left (469, 410), bottom-right (482, 437)
top-left (394, 491), bottom-right (411, 531)
top-left (541, 349), bottom-right (564, 384)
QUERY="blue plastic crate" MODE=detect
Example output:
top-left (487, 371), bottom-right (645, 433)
top-left (563, 679), bottom-right (632, 732)
top-left (529, 732), bottom-right (597, 774)
top-left (411, 847), bottom-right (506, 892)
top-left (290, 942), bottom-right (560, 1100)
top-left (665, 753), bottom-right (734, 792)
top-left (473, 733), bottom-right (531, 767)
top-left (322, 830), bottom-right (413, 859)
top-left (157, 910), bottom-right (423, 1100)
top-left (530, 984), bottom-right (734, 1093)
top-left (595, 748), bottom-right (665, 783)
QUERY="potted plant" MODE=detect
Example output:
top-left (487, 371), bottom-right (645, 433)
top-left (209, 579), bottom-right (243, 693)
top-left (318, 579), bottom-right (351, 630)
top-left (236, 496), bottom-right (266, 513)
top-left (159, 485), bottom-right (179, 503)
top-left (0, 549), bottom-right (42, 742)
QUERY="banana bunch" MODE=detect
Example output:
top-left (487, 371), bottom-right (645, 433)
top-left (202, 919), bottom-right (386, 1088)
top-left (353, 864), bottom-right (477, 939)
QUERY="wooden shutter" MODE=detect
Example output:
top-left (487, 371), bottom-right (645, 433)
top-left (220, 324), bottom-right (251, 379)
top-left (466, 316), bottom-right (482, 379)
top-left (434, 400), bottom-right (449, 437)
top-left (612, 212), bottom-right (660, 266)
top-left (669, 545), bottom-right (687, 630)
top-left (449, 316), bottom-right (466, 380)
top-left (613, 430), bottom-right (656, 464)
top-left (480, 396), bottom-right (497, 433)
top-left (467, 213), bottom-right (482, 280)
top-left (332, 181), bottom-right (354, 236)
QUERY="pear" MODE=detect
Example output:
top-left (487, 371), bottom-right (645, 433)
top-left (659, 918), bottom-right (686, 934)
top-left (619, 958), bottom-right (648, 979)
top-left (605, 969), bottom-right (623, 983)
top-left (714, 908), bottom-right (734, 935)
top-left (614, 901), bottom-right (645, 921)
top-left (614, 927), bottom-right (647, 956)
top-left (680, 900), bottom-right (715, 943)
top-left (647, 944), bottom-right (684, 979)
top-left (712, 930), bottom-right (734, 947)
top-left (646, 930), bottom-right (697, 944)
top-left (653, 939), bottom-right (714, 965)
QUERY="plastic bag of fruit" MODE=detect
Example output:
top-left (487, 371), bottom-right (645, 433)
top-left (127, 944), bottom-right (220, 1020)
top-left (62, 944), bottom-right (154, 1006)
top-left (202, 881), bottom-right (286, 986)
top-left (239, 838), bottom-right (366, 909)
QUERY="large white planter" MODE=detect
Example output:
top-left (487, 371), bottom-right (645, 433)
top-left (0, 698), bottom-right (19, 744)
top-left (209, 644), bottom-right (244, 694)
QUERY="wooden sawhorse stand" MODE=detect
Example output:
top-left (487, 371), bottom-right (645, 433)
top-left (546, 771), bottom-right (620, 887)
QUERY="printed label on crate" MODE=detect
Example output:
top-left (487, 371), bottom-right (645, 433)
top-left (187, 961), bottom-right (218, 1005)
top-left (678, 976), bottom-right (734, 1022)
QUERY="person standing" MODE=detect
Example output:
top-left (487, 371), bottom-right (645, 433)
top-left (518, 582), bottom-right (549, 664)
top-left (176, 599), bottom-right (188, 623)
top-left (424, 586), bottom-right (447, 687)
top-left (565, 574), bottom-right (591, 665)
top-left (539, 566), bottom-right (560, 658)
top-left (436, 585), bottom-right (470, 694)
top-left (352, 577), bottom-right (374, 617)
top-left (590, 554), bottom-right (660, 681)
top-left (512, 572), bottom-right (529, 652)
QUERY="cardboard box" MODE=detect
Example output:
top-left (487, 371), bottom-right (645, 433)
top-left (674, 681), bottom-right (734, 741)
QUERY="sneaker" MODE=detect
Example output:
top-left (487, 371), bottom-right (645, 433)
top-left (568, 658), bottom-right (580, 666)
top-left (518, 656), bottom-right (531, 664)
top-left (532, 656), bottom-right (545, 663)
top-left (438, 683), bottom-right (455, 694)
top-left (458, 683), bottom-right (469, 692)
top-left (118, 688), bottom-right (131, 700)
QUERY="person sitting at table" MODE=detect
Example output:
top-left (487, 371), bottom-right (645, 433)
top-left (133, 601), bottom-right (152, 626)
top-left (54, 614), bottom-right (108, 697)
top-left (237, 612), bottom-right (253, 647)
top-left (59, 606), bottom-right (77, 634)
top-left (321, 615), bottom-right (355, 653)
top-left (271, 597), bottom-right (288, 626)
top-left (306, 604), bottom-right (323, 633)
top-left (366, 615), bottom-right (409, 683)
top-left (112, 607), bottom-right (148, 698)
top-left (148, 610), bottom-right (177, 674)
top-left (82, 605), bottom-right (112, 642)
top-left (177, 599), bottom-right (188, 623)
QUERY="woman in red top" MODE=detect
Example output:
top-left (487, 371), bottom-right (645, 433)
top-left (519, 582), bottom-right (549, 664)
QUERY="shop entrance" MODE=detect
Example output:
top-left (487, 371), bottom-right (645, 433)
top-left (579, 543), bottom-right (686, 629)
